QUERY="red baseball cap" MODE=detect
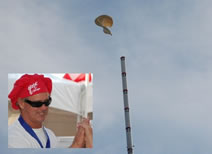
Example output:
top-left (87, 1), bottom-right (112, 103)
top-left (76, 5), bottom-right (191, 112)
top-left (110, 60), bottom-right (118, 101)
top-left (8, 74), bottom-right (52, 110)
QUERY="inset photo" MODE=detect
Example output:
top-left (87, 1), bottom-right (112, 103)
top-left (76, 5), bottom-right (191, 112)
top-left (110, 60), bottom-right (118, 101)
top-left (8, 73), bottom-right (93, 148)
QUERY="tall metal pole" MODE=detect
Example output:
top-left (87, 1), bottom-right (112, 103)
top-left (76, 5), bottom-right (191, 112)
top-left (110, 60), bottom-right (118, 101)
top-left (120, 56), bottom-right (133, 154)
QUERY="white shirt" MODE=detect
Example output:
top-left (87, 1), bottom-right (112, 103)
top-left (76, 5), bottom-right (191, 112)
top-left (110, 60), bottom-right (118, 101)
top-left (8, 119), bottom-right (58, 148)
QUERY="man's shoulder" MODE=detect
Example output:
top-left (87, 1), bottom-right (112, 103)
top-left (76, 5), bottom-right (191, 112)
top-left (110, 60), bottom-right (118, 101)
top-left (45, 127), bottom-right (56, 137)
top-left (8, 119), bottom-right (32, 148)
top-left (8, 119), bottom-right (25, 136)
top-left (44, 127), bottom-right (57, 140)
top-left (44, 127), bottom-right (58, 148)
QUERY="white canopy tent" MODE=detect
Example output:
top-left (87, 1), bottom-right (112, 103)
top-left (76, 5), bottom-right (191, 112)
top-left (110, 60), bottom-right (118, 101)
top-left (8, 73), bottom-right (93, 147)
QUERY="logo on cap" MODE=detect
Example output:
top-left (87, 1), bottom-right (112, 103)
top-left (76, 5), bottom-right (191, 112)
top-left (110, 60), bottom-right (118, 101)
top-left (28, 81), bottom-right (40, 95)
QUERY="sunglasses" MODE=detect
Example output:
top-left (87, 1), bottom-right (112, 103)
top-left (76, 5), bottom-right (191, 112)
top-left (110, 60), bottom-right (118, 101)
top-left (24, 96), bottom-right (52, 108)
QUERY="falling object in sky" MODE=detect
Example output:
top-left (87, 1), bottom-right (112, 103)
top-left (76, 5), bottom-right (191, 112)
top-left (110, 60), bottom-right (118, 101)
top-left (95, 15), bottom-right (113, 35)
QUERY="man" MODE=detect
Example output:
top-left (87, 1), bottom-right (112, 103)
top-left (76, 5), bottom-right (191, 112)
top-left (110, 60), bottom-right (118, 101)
top-left (8, 74), bottom-right (93, 148)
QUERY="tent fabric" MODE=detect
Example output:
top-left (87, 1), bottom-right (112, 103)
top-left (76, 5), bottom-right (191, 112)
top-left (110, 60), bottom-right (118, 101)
top-left (63, 73), bottom-right (92, 83)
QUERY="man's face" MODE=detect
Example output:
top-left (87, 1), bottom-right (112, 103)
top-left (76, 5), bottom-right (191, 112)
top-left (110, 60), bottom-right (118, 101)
top-left (20, 92), bottom-right (50, 125)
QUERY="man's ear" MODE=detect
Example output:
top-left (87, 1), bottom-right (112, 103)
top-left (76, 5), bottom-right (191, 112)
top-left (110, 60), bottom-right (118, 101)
top-left (17, 98), bottom-right (25, 110)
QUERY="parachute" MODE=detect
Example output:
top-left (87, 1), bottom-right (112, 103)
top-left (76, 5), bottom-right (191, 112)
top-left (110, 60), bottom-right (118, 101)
top-left (95, 15), bottom-right (113, 35)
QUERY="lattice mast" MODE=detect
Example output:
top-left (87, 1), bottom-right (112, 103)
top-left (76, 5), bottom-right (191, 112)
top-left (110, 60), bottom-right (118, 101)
top-left (120, 56), bottom-right (133, 154)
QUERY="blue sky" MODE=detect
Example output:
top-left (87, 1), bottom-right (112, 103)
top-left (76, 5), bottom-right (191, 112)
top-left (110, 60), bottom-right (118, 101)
top-left (1, 0), bottom-right (212, 153)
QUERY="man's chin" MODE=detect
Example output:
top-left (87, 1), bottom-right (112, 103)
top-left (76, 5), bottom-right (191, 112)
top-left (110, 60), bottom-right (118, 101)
top-left (36, 115), bottom-right (47, 122)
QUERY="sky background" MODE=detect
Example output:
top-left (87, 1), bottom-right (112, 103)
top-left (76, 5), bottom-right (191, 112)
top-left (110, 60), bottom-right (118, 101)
top-left (1, 0), bottom-right (212, 153)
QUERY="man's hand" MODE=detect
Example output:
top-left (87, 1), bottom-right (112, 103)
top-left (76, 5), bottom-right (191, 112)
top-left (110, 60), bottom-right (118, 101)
top-left (78, 118), bottom-right (93, 148)
top-left (70, 123), bottom-right (85, 148)
top-left (69, 118), bottom-right (93, 148)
